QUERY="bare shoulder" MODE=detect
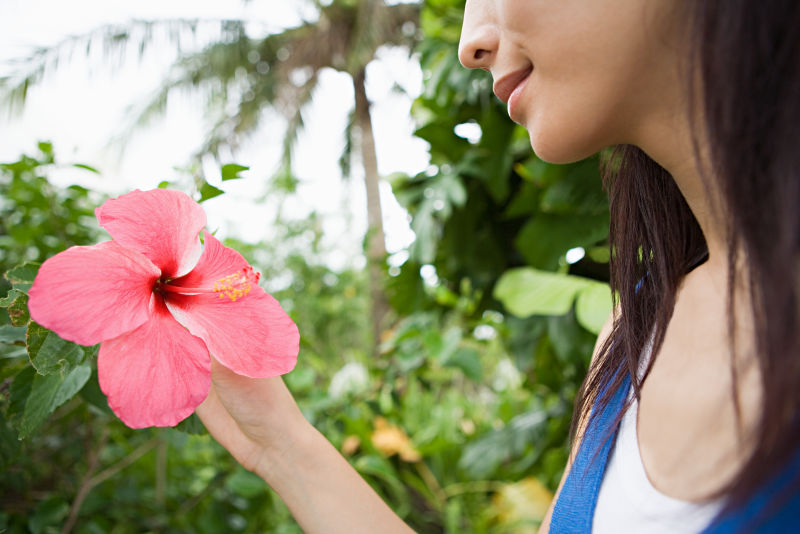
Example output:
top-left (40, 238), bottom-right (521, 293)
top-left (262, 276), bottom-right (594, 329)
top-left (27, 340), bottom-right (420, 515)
top-left (592, 303), bottom-right (618, 363)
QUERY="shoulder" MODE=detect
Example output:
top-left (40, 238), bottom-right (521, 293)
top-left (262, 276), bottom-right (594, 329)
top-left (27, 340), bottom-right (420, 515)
top-left (592, 303), bottom-right (618, 365)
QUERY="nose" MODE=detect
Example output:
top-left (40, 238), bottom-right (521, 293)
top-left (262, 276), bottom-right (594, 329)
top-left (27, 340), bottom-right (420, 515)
top-left (458, 0), bottom-right (499, 70)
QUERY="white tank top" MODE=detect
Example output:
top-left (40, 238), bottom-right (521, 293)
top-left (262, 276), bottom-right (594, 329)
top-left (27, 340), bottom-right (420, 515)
top-left (592, 344), bottom-right (725, 533)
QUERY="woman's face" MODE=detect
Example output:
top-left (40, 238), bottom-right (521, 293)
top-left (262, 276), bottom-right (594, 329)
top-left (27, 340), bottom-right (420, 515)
top-left (459, 0), bottom-right (685, 164)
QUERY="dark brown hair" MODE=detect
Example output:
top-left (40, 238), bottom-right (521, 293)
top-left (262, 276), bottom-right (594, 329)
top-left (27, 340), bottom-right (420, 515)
top-left (573, 0), bottom-right (800, 528)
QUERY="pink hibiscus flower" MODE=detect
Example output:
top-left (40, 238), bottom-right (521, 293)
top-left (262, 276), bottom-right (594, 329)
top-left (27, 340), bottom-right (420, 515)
top-left (28, 189), bottom-right (299, 428)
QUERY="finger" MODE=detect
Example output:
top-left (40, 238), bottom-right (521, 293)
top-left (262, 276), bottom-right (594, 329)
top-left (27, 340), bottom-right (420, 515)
top-left (195, 385), bottom-right (254, 459)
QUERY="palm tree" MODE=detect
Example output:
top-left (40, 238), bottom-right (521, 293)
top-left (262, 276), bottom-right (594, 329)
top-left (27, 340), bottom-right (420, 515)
top-left (1, 0), bottom-right (421, 352)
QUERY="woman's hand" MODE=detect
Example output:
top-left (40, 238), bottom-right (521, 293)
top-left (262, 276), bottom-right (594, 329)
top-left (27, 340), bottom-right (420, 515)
top-left (195, 357), bottom-right (309, 477)
top-left (195, 357), bottom-right (414, 534)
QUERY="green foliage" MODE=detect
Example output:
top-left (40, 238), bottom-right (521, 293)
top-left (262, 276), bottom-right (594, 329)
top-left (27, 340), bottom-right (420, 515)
top-left (0, 149), bottom-right (342, 532)
top-left (19, 362), bottom-right (92, 440)
top-left (0, 143), bottom-right (104, 295)
top-left (494, 268), bottom-right (612, 334)
top-left (157, 160), bottom-right (250, 204)
top-left (382, 0), bottom-right (614, 528)
top-left (0, 0), bottom-right (616, 531)
top-left (0, 143), bottom-right (596, 533)
top-left (27, 322), bottom-right (75, 373)
top-left (220, 163), bottom-right (249, 182)
top-left (0, 289), bottom-right (29, 327)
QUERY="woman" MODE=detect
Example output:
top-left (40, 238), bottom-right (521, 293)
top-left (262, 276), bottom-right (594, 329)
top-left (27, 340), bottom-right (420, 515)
top-left (197, 0), bottom-right (800, 532)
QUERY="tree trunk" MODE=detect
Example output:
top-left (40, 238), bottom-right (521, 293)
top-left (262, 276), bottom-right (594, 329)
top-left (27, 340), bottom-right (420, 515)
top-left (352, 69), bottom-right (389, 353)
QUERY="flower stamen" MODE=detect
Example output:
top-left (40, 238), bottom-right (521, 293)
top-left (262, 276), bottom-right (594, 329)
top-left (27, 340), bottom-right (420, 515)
top-left (158, 265), bottom-right (261, 301)
top-left (213, 266), bottom-right (260, 302)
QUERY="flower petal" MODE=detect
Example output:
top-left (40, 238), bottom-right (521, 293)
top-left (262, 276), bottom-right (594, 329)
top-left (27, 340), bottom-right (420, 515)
top-left (98, 295), bottom-right (211, 428)
top-left (95, 189), bottom-right (206, 278)
top-left (166, 231), bottom-right (298, 377)
top-left (169, 230), bottom-right (249, 290)
top-left (166, 289), bottom-right (299, 378)
top-left (28, 241), bottom-right (160, 346)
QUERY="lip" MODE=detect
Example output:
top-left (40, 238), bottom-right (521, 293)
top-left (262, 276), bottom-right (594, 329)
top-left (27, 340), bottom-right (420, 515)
top-left (492, 66), bottom-right (533, 104)
top-left (507, 73), bottom-right (531, 123)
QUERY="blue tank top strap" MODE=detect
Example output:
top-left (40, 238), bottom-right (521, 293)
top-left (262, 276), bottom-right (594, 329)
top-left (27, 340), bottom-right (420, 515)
top-left (547, 269), bottom-right (797, 532)
top-left (547, 371), bottom-right (800, 533)
top-left (549, 372), bottom-right (631, 533)
top-left (700, 450), bottom-right (800, 533)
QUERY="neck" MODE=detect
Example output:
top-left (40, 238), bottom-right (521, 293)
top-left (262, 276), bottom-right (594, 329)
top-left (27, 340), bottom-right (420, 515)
top-left (635, 109), bottom-right (730, 274)
top-left (636, 112), bottom-right (760, 374)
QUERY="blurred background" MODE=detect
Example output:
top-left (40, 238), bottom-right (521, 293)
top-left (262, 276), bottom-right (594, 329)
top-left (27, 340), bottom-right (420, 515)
top-left (0, 0), bottom-right (613, 532)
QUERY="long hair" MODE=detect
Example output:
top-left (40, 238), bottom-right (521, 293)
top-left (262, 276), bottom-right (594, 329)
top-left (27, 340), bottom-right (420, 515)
top-left (572, 0), bottom-right (800, 527)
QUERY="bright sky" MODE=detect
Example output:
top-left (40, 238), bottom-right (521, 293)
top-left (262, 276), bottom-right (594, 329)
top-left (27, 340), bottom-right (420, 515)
top-left (0, 0), bottom-right (428, 270)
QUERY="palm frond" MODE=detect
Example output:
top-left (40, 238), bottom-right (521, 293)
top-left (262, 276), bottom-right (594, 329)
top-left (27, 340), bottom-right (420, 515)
top-left (345, 0), bottom-right (420, 74)
top-left (339, 107), bottom-right (357, 180)
top-left (2, 0), bottom-right (422, 195)
top-left (279, 71), bottom-right (320, 170)
top-left (0, 19), bottom-right (243, 113)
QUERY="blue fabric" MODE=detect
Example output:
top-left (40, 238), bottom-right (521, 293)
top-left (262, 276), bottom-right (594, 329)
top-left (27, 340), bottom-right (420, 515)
top-left (548, 374), bottom-right (800, 533)
top-left (550, 373), bottom-right (631, 533)
top-left (700, 450), bottom-right (800, 534)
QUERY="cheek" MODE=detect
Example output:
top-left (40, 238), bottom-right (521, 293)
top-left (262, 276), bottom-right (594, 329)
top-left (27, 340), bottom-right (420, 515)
top-left (522, 69), bottom-right (624, 164)
top-left (511, 2), bottom-right (666, 162)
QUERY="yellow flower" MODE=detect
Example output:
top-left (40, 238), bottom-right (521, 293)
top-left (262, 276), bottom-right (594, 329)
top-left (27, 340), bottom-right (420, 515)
top-left (493, 477), bottom-right (554, 533)
top-left (370, 417), bottom-right (421, 462)
top-left (341, 435), bottom-right (361, 456)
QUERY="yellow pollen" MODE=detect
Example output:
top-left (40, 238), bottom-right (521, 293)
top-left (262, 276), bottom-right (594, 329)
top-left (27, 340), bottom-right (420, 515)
top-left (213, 266), bottom-right (260, 302)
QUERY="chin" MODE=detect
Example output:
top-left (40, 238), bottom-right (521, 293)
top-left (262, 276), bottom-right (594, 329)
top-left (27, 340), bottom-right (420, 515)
top-left (526, 121), bottom-right (604, 165)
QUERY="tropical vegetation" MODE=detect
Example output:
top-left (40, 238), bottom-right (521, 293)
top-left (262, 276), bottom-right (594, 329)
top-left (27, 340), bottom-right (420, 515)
top-left (0, 0), bottom-right (612, 532)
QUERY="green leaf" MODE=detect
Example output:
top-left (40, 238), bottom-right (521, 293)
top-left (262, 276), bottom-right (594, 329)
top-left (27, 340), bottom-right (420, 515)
top-left (198, 181), bottom-right (224, 202)
top-left (72, 163), bottom-right (100, 174)
top-left (37, 141), bottom-right (54, 156)
top-left (459, 409), bottom-right (549, 478)
top-left (504, 180), bottom-right (541, 218)
top-left (354, 454), bottom-right (410, 508)
top-left (575, 283), bottom-right (613, 335)
top-left (0, 325), bottom-right (27, 345)
top-left (515, 157), bottom-right (567, 186)
top-left (284, 364), bottom-right (315, 393)
top-left (29, 497), bottom-right (68, 534)
top-left (4, 262), bottom-right (41, 294)
top-left (19, 363), bottom-right (91, 439)
top-left (0, 290), bottom-right (30, 326)
top-left (494, 268), bottom-right (592, 318)
top-left (0, 345), bottom-right (26, 359)
top-left (226, 468), bottom-right (264, 498)
top-left (157, 180), bottom-right (171, 189)
top-left (82, 343), bottom-right (100, 360)
top-left (51, 363), bottom-right (91, 408)
top-left (26, 322), bottom-right (85, 376)
top-left (0, 410), bottom-right (21, 469)
top-left (547, 312), bottom-right (596, 365)
top-left (6, 365), bottom-right (35, 427)
top-left (174, 413), bottom-right (207, 435)
top-left (431, 326), bottom-right (461, 362)
top-left (441, 346), bottom-right (482, 381)
top-left (514, 214), bottom-right (608, 270)
top-left (439, 172), bottom-right (467, 207)
top-left (79, 372), bottom-right (112, 415)
top-left (587, 246), bottom-right (611, 264)
top-left (414, 122), bottom-right (468, 161)
top-left (409, 202), bottom-right (437, 264)
top-left (0, 289), bottom-right (22, 307)
top-left (473, 108), bottom-right (515, 203)
top-left (221, 163), bottom-right (249, 181)
top-left (538, 158), bottom-right (607, 216)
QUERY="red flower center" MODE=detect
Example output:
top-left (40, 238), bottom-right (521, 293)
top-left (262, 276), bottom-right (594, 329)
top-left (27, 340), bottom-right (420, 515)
top-left (157, 266), bottom-right (260, 302)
